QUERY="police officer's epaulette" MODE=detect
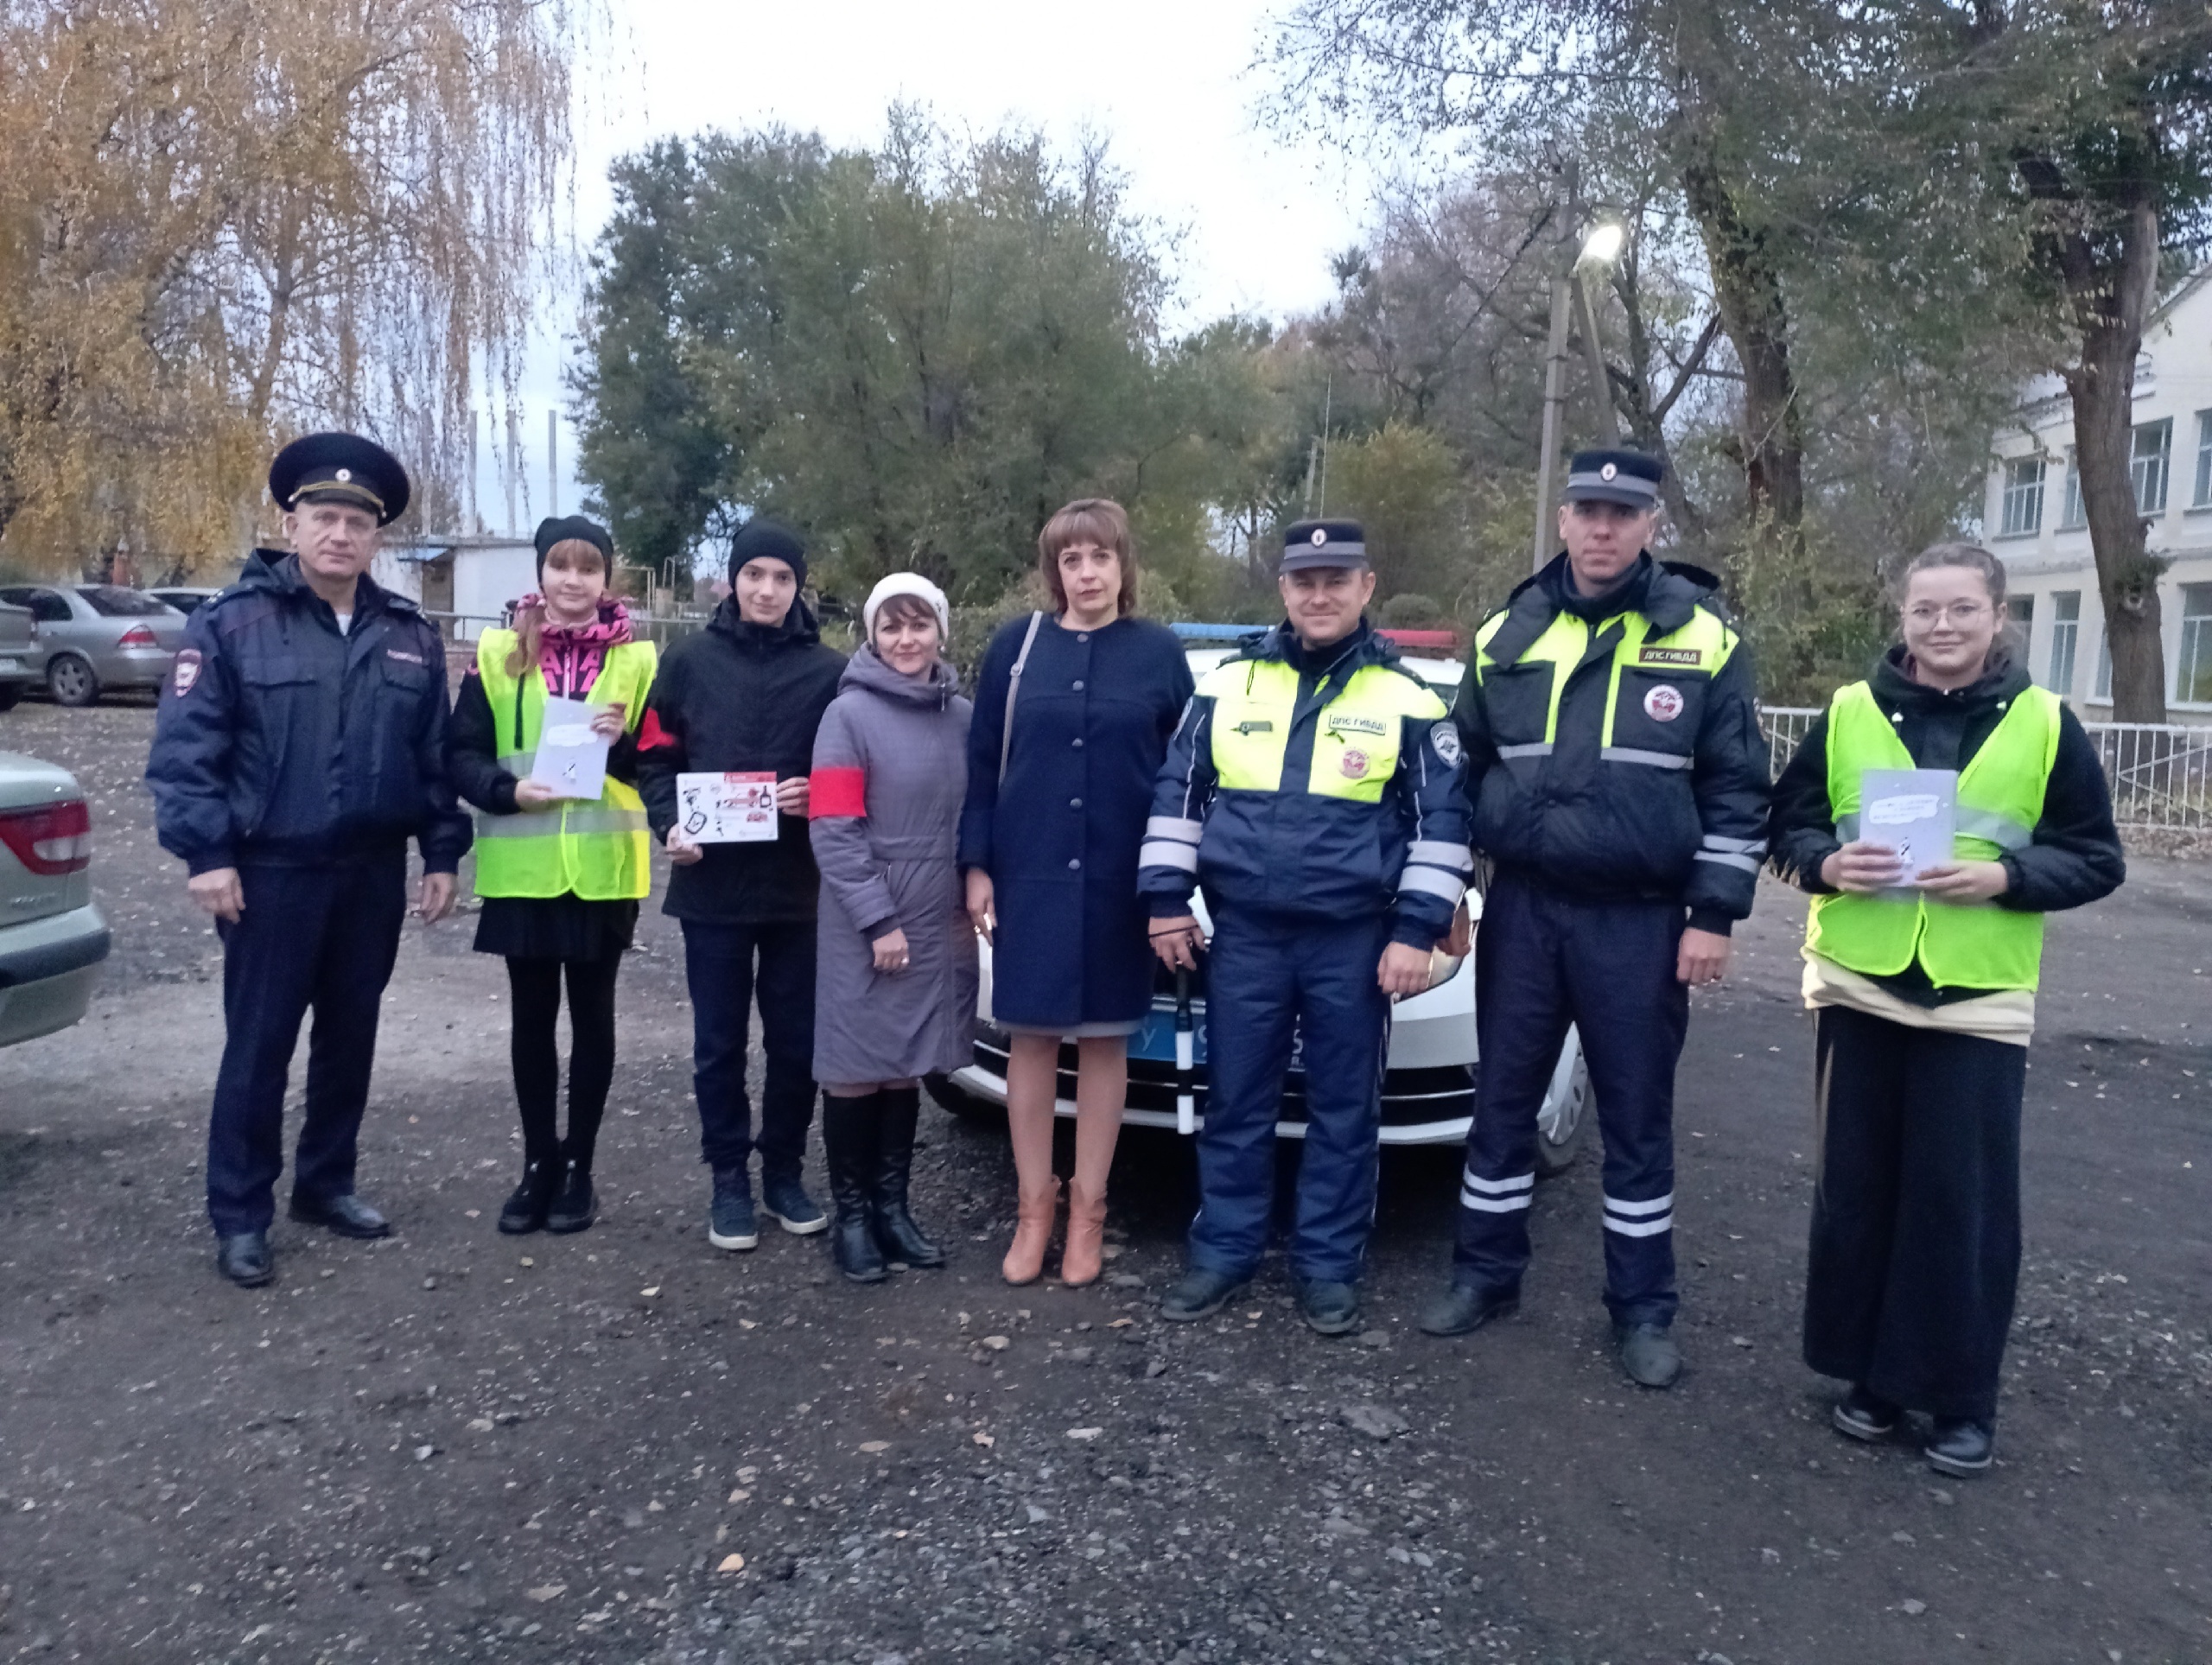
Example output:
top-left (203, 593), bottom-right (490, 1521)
top-left (200, 588), bottom-right (282, 635)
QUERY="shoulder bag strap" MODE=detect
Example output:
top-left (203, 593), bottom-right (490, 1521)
top-left (999, 610), bottom-right (1046, 785)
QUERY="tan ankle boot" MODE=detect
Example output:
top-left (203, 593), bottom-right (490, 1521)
top-left (1001, 1177), bottom-right (1060, 1286)
top-left (1060, 1180), bottom-right (1108, 1287)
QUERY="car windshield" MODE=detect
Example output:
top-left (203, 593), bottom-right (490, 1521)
top-left (77, 586), bottom-right (173, 617)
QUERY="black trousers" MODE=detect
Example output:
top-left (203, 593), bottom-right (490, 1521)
top-left (1452, 873), bottom-right (1687, 1325)
top-left (679, 918), bottom-right (817, 1181)
top-left (1804, 1004), bottom-right (2026, 1421)
top-left (207, 856), bottom-right (406, 1236)
top-left (506, 956), bottom-right (622, 1171)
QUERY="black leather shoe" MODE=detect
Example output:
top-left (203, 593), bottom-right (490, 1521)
top-left (543, 1163), bottom-right (598, 1234)
top-left (498, 1160), bottom-right (558, 1235)
top-left (1417, 1281), bottom-right (1521, 1337)
top-left (1296, 1280), bottom-right (1362, 1336)
top-left (1160, 1267), bottom-right (1248, 1322)
top-left (1832, 1383), bottom-right (1901, 1442)
top-left (1615, 1321), bottom-right (1681, 1389)
top-left (216, 1231), bottom-right (274, 1287)
top-left (288, 1192), bottom-right (391, 1239)
top-left (1924, 1417), bottom-right (1995, 1477)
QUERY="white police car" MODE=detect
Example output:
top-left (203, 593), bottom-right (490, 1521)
top-left (927, 632), bottom-right (1591, 1169)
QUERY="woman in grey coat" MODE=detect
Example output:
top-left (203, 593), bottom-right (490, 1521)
top-left (808, 573), bottom-right (977, 1283)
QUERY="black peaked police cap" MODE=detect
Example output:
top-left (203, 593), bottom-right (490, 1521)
top-left (1280, 518), bottom-right (1369, 573)
top-left (1562, 448), bottom-right (1663, 510)
top-left (269, 432), bottom-right (411, 526)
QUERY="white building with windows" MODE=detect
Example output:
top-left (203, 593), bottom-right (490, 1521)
top-left (1984, 263), bottom-right (2212, 715)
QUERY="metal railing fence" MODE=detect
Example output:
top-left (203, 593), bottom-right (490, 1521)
top-left (1760, 706), bottom-right (2212, 833)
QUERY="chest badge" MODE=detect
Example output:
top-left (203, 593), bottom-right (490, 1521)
top-left (1339, 747), bottom-right (1370, 778)
top-left (1643, 684), bottom-right (1685, 722)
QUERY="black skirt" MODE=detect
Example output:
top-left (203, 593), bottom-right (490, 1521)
top-left (473, 893), bottom-right (638, 963)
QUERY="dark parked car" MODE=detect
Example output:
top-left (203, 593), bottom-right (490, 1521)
top-left (0, 584), bottom-right (188, 706)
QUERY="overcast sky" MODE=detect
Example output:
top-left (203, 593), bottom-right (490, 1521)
top-left (479, 0), bottom-right (1382, 534)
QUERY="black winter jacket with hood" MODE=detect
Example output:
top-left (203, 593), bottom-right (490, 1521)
top-left (635, 595), bottom-right (847, 922)
top-left (147, 550), bottom-right (470, 874)
top-left (1455, 553), bottom-right (1770, 929)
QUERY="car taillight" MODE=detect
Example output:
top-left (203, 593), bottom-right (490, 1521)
top-left (118, 624), bottom-right (159, 647)
top-left (0, 798), bottom-right (92, 874)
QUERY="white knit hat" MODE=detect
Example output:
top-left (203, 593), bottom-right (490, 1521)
top-left (862, 571), bottom-right (950, 642)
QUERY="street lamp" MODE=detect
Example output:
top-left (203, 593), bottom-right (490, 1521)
top-left (1530, 219), bottom-right (1630, 570)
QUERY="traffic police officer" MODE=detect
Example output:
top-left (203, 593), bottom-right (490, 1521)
top-left (1418, 450), bottom-right (1769, 1386)
top-left (1141, 519), bottom-right (1471, 1336)
top-left (148, 433), bottom-right (471, 1287)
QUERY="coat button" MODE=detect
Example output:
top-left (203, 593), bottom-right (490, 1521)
top-left (1071, 737), bottom-right (1084, 748)
top-left (1072, 679), bottom-right (1084, 691)
top-left (1068, 858), bottom-right (1081, 870)
top-left (1070, 798), bottom-right (1082, 810)
top-left (1077, 632), bottom-right (1090, 643)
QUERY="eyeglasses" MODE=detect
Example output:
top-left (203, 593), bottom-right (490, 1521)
top-left (1904, 602), bottom-right (1992, 626)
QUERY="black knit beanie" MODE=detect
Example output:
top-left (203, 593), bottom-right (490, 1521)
top-left (728, 517), bottom-right (808, 589)
top-left (533, 514), bottom-right (614, 576)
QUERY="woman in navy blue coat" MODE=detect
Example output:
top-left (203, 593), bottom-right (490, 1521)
top-left (960, 500), bottom-right (1194, 1287)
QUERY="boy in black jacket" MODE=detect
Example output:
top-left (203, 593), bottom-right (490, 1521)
top-left (637, 520), bottom-right (846, 1249)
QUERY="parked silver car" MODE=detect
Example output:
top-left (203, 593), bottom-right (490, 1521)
top-left (0, 600), bottom-right (34, 712)
top-left (0, 584), bottom-right (188, 706)
top-left (147, 586), bottom-right (222, 616)
top-left (0, 750), bottom-right (109, 1045)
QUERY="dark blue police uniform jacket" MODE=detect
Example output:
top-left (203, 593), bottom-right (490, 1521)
top-left (147, 550), bottom-right (471, 874)
top-left (959, 614), bottom-right (1194, 1030)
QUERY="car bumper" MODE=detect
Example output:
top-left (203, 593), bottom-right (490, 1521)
top-left (98, 649), bottom-right (176, 687)
top-left (0, 902), bottom-right (111, 1046)
top-left (950, 1019), bottom-right (1474, 1146)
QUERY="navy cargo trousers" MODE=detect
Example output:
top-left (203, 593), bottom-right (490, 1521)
top-left (1452, 872), bottom-right (1688, 1326)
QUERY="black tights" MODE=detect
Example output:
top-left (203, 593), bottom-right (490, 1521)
top-left (507, 956), bottom-right (621, 1172)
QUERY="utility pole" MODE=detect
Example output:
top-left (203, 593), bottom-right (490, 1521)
top-left (547, 409), bottom-right (559, 518)
top-left (1531, 158), bottom-right (1625, 571)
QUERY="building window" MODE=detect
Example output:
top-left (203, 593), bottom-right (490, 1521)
top-left (2179, 583), bottom-right (2212, 706)
top-left (2095, 630), bottom-right (2113, 701)
top-left (2060, 448), bottom-right (2086, 529)
top-left (2047, 590), bottom-right (2080, 696)
top-left (2132, 417), bottom-right (2172, 516)
top-left (1999, 457), bottom-right (2045, 536)
top-left (2007, 594), bottom-right (2034, 626)
top-left (2194, 410), bottom-right (2212, 509)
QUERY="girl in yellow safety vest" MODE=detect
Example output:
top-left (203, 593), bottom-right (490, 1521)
top-left (448, 517), bottom-right (658, 1237)
top-left (1769, 542), bottom-right (2123, 1479)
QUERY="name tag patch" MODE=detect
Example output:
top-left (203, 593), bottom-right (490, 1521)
top-left (1326, 714), bottom-right (1389, 740)
top-left (1232, 719), bottom-right (1274, 735)
top-left (385, 647), bottom-right (425, 665)
top-left (1637, 647), bottom-right (1702, 668)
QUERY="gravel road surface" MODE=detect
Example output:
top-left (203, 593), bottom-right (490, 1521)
top-left (2, 702), bottom-right (2206, 1664)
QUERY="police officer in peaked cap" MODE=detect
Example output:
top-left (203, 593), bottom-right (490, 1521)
top-left (1418, 449), bottom-right (1770, 1387)
top-left (148, 432), bottom-right (472, 1287)
top-left (1139, 518), bottom-right (1472, 1337)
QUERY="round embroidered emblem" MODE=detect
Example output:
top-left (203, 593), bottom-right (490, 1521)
top-left (335, 467), bottom-right (353, 483)
top-left (1339, 747), bottom-right (1370, 779)
top-left (1599, 461), bottom-right (1618, 481)
top-left (1643, 683), bottom-right (1684, 722)
top-left (1310, 526), bottom-right (1328, 546)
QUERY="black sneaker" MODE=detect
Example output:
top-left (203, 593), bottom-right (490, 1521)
top-left (707, 1168), bottom-right (758, 1251)
top-left (1160, 1267), bottom-right (1248, 1322)
top-left (544, 1164), bottom-right (598, 1234)
top-left (760, 1172), bottom-right (829, 1236)
top-left (1924, 1417), bottom-right (1995, 1477)
top-left (498, 1160), bottom-right (557, 1235)
top-left (1296, 1280), bottom-right (1362, 1336)
top-left (1417, 1281), bottom-right (1520, 1338)
top-left (1832, 1384), bottom-right (1900, 1443)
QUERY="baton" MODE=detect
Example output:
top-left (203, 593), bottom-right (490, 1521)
top-left (1174, 966), bottom-right (1197, 1136)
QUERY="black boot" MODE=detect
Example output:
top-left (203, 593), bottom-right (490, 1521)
top-left (544, 1160), bottom-right (598, 1234)
top-left (871, 1086), bottom-right (944, 1268)
top-left (820, 1093), bottom-right (887, 1284)
top-left (498, 1158), bottom-right (559, 1235)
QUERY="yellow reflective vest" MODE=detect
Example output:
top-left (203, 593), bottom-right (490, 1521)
top-left (471, 633), bottom-right (657, 901)
top-left (1805, 679), bottom-right (2059, 991)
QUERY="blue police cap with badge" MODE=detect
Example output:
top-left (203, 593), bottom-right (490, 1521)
top-left (1280, 518), bottom-right (1369, 574)
top-left (1563, 448), bottom-right (1663, 510)
top-left (269, 433), bottom-right (411, 527)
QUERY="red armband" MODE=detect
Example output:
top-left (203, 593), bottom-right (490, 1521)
top-left (809, 766), bottom-right (866, 818)
top-left (637, 709), bottom-right (677, 750)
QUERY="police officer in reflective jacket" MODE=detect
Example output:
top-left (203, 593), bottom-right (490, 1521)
top-left (147, 434), bottom-right (471, 1287)
top-left (1141, 520), bottom-right (1471, 1336)
top-left (1419, 451), bottom-right (1769, 1388)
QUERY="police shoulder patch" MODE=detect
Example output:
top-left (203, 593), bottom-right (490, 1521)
top-left (170, 648), bottom-right (202, 697)
top-left (1430, 721), bottom-right (1463, 766)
